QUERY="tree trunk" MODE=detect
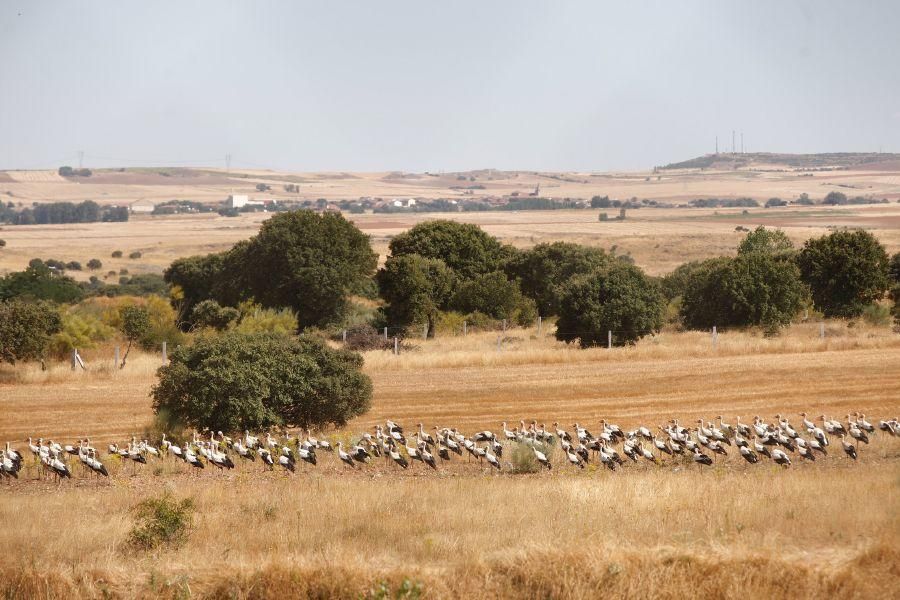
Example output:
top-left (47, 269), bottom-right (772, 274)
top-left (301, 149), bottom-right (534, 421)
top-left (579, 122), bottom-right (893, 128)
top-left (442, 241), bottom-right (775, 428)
top-left (120, 339), bottom-right (132, 369)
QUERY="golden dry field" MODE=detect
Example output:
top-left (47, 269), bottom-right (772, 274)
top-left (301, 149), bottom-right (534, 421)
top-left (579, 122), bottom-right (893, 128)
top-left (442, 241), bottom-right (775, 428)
top-left (2, 164), bottom-right (900, 598)
top-left (1, 324), bottom-right (899, 598)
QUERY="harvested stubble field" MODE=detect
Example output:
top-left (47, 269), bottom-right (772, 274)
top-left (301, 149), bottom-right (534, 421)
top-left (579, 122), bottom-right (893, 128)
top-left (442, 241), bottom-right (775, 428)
top-left (1, 324), bottom-right (899, 598)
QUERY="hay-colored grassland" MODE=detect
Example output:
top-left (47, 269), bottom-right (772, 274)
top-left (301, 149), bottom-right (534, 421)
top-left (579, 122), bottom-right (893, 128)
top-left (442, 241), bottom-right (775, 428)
top-left (1, 323), bottom-right (899, 597)
top-left (2, 203), bottom-right (900, 279)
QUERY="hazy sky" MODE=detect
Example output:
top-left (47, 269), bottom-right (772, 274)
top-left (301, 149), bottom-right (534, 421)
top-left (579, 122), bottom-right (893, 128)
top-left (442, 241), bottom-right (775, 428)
top-left (1, 1), bottom-right (898, 172)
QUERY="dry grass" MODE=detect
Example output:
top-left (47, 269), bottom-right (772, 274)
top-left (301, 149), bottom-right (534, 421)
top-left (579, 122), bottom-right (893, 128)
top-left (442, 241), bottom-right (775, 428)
top-left (0, 456), bottom-right (897, 598)
top-left (1, 320), bottom-right (899, 597)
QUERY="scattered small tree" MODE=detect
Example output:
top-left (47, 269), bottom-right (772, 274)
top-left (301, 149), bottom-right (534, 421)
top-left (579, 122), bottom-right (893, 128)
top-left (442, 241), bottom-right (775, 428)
top-left (797, 230), bottom-right (890, 318)
top-left (152, 332), bottom-right (372, 432)
top-left (112, 250), bottom-right (123, 258)
top-left (119, 305), bottom-right (151, 368)
top-left (0, 300), bottom-right (62, 365)
top-left (450, 271), bottom-right (535, 324)
top-left (737, 226), bottom-right (794, 256)
top-left (556, 262), bottom-right (664, 347)
top-left (889, 252), bottom-right (900, 285)
top-left (87, 258), bottom-right (103, 270)
top-left (0, 239), bottom-right (6, 247)
top-left (129, 251), bottom-right (142, 259)
top-left (65, 261), bottom-right (82, 271)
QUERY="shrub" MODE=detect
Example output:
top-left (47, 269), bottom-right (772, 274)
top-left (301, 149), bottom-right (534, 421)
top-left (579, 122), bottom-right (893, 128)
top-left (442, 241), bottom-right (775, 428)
top-left (233, 302), bottom-right (298, 335)
top-left (65, 261), bottom-right (82, 271)
top-left (191, 299), bottom-right (241, 331)
top-left (87, 258), bottom-right (102, 270)
top-left (860, 303), bottom-right (891, 327)
top-left (890, 252), bottom-right (900, 285)
top-left (49, 310), bottom-right (115, 359)
top-left (0, 239), bottom-right (6, 247)
top-left (129, 251), bottom-right (142, 259)
top-left (128, 493), bottom-right (194, 551)
top-left (797, 230), bottom-right (890, 318)
top-left (0, 301), bottom-right (62, 364)
top-left (342, 324), bottom-right (394, 351)
top-left (152, 332), bottom-right (372, 432)
top-left (119, 268), bottom-right (129, 275)
top-left (556, 262), bottom-right (664, 347)
top-left (111, 250), bottom-right (123, 258)
top-left (509, 442), bottom-right (541, 474)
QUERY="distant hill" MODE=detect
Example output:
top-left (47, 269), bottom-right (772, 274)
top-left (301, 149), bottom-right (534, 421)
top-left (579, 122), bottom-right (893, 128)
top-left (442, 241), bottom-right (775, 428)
top-left (659, 152), bottom-right (900, 171)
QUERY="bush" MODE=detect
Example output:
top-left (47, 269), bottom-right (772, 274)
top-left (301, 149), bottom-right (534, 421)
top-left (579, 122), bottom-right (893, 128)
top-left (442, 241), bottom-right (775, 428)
top-left (892, 285), bottom-right (900, 328)
top-left (111, 250), bottom-right (123, 258)
top-left (342, 324), bottom-right (395, 351)
top-left (87, 258), bottom-right (102, 270)
top-left (233, 302), bottom-right (298, 335)
top-left (860, 303), bottom-right (891, 326)
top-left (65, 261), bottom-right (82, 271)
top-left (152, 332), bottom-right (372, 432)
top-left (797, 230), bottom-right (890, 318)
top-left (191, 299), bottom-right (240, 331)
top-left (129, 251), bottom-right (142, 259)
top-left (128, 493), bottom-right (194, 551)
top-left (0, 239), bottom-right (5, 247)
top-left (890, 252), bottom-right (900, 285)
top-left (0, 300), bottom-right (62, 364)
top-left (556, 262), bottom-right (663, 347)
top-left (509, 442), bottom-right (541, 474)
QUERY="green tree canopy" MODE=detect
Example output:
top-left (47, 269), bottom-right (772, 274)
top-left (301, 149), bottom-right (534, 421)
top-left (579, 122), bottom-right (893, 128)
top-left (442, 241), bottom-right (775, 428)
top-left (737, 226), bottom-right (794, 256)
top-left (555, 262), bottom-right (664, 347)
top-left (163, 253), bottom-right (229, 328)
top-left (449, 270), bottom-right (535, 323)
top-left (0, 300), bottom-right (62, 364)
top-left (0, 260), bottom-right (84, 304)
top-left (505, 242), bottom-right (611, 316)
top-left (680, 254), bottom-right (805, 331)
top-left (376, 254), bottom-right (455, 335)
top-left (226, 211), bottom-right (377, 330)
top-left (152, 332), bottom-right (372, 432)
top-left (796, 230), bottom-right (890, 318)
top-left (190, 299), bottom-right (241, 331)
top-left (387, 220), bottom-right (513, 279)
top-left (889, 252), bottom-right (900, 285)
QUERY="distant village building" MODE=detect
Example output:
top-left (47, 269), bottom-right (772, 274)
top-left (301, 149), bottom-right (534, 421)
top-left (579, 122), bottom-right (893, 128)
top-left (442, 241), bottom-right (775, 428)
top-left (129, 200), bottom-right (156, 214)
top-left (226, 194), bottom-right (266, 209)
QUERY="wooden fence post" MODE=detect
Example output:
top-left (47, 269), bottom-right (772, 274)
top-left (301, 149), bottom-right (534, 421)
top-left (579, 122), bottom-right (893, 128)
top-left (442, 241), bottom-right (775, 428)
top-left (496, 335), bottom-right (501, 352)
top-left (383, 326), bottom-right (388, 341)
top-left (394, 336), bottom-right (398, 355)
top-left (162, 341), bottom-right (167, 363)
top-left (537, 316), bottom-right (542, 335)
top-left (71, 348), bottom-right (77, 370)
top-left (114, 346), bottom-right (120, 370)
top-left (342, 329), bottom-right (347, 343)
top-left (607, 330), bottom-right (612, 349)
top-left (712, 326), bottom-right (718, 348)
top-left (423, 323), bottom-right (428, 341)
top-left (463, 321), bottom-right (467, 336)
top-left (820, 322), bottom-right (825, 339)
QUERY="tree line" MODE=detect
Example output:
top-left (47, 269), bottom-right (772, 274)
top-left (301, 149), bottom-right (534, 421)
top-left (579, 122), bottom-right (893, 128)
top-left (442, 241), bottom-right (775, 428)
top-left (0, 200), bottom-right (128, 225)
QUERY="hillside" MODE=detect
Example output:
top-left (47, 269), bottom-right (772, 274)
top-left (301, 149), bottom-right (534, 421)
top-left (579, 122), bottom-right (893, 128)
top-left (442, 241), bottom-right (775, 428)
top-left (660, 152), bottom-right (900, 171)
